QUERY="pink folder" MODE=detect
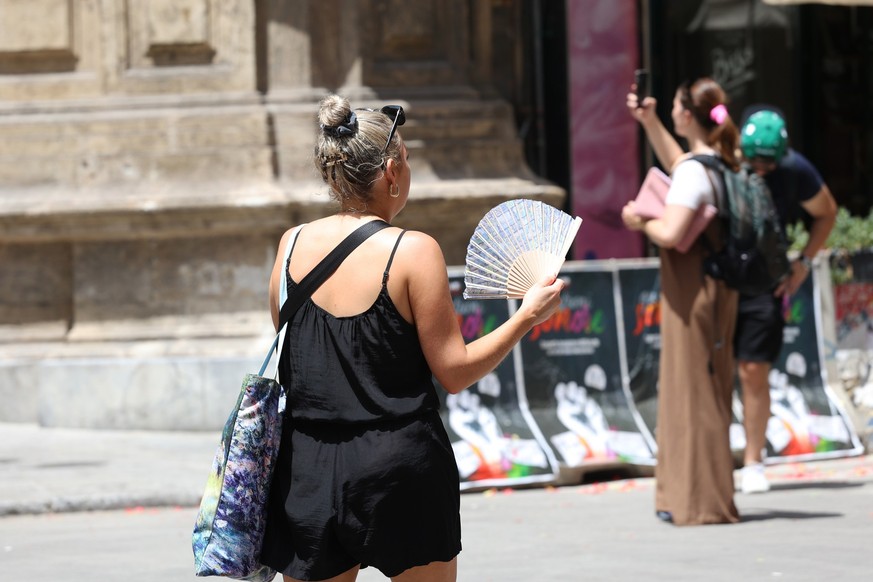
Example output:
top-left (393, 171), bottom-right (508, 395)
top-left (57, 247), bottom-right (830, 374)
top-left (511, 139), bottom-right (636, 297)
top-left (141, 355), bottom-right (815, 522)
top-left (634, 167), bottom-right (718, 253)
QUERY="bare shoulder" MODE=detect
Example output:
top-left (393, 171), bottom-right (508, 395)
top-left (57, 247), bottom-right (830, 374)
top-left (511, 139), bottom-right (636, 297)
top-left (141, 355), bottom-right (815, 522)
top-left (397, 229), bottom-right (439, 246)
top-left (394, 230), bottom-right (445, 263)
top-left (278, 227), bottom-right (295, 249)
top-left (387, 230), bottom-right (448, 289)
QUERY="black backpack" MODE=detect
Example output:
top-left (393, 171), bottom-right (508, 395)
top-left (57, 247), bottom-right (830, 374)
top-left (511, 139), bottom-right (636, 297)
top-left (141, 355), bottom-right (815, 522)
top-left (692, 155), bottom-right (790, 295)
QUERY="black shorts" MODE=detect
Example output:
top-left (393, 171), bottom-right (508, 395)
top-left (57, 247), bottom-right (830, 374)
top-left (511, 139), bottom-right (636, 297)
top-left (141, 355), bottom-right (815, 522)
top-left (734, 292), bottom-right (785, 363)
top-left (260, 411), bottom-right (461, 580)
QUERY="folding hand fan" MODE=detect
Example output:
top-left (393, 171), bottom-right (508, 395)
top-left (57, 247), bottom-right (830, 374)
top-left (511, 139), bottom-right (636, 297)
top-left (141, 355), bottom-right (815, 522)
top-left (463, 199), bottom-right (582, 299)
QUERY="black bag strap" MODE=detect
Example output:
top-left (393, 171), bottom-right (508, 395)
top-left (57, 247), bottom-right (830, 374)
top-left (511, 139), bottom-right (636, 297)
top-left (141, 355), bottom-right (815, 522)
top-left (689, 154), bottom-right (726, 211)
top-left (688, 154), bottom-right (726, 254)
top-left (277, 219), bottom-right (391, 330)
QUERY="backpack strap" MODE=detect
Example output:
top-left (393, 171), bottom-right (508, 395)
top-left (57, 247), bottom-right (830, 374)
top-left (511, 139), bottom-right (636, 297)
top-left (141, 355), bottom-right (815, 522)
top-left (688, 154), bottom-right (726, 211)
top-left (684, 154), bottom-right (727, 254)
top-left (687, 155), bottom-right (729, 371)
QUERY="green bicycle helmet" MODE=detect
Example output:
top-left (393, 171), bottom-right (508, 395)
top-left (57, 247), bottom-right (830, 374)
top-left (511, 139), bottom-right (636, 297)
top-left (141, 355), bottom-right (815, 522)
top-left (741, 110), bottom-right (788, 161)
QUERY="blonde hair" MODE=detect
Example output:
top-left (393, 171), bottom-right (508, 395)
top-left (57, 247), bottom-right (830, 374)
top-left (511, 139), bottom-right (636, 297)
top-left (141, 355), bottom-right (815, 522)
top-left (314, 94), bottom-right (404, 209)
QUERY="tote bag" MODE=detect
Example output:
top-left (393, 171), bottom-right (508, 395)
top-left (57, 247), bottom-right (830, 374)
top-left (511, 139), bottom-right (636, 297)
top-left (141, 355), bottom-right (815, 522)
top-left (192, 227), bottom-right (300, 581)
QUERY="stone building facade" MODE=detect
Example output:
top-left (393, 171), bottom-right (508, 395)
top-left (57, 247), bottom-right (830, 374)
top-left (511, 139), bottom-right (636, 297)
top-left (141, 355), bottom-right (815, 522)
top-left (0, 0), bottom-right (564, 429)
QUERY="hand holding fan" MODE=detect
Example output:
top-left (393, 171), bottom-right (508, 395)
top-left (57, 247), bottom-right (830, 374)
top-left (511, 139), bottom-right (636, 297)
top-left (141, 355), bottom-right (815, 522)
top-left (463, 199), bottom-right (582, 299)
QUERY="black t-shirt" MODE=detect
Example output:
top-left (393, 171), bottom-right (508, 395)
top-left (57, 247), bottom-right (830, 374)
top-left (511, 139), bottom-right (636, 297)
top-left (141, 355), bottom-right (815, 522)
top-left (763, 148), bottom-right (824, 232)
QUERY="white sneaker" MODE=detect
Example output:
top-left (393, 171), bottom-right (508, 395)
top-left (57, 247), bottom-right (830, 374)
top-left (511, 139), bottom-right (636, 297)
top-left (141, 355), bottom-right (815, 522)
top-left (741, 463), bottom-right (771, 494)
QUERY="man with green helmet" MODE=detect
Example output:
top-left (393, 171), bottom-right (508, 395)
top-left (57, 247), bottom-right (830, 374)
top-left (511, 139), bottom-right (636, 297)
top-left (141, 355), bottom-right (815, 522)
top-left (741, 110), bottom-right (788, 167)
top-left (736, 107), bottom-right (837, 494)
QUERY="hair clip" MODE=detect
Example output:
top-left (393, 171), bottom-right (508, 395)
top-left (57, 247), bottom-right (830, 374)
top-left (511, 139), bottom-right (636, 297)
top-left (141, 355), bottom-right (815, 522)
top-left (709, 104), bottom-right (728, 125)
top-left (322, 152), bottom-right (347, 168)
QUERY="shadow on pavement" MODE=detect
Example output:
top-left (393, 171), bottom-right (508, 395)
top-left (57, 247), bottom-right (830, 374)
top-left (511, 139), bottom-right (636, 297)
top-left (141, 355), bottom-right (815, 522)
top-left (739, 509), bottom-right (843, 522)
top-left (768, 480), bottom-right (865, 492)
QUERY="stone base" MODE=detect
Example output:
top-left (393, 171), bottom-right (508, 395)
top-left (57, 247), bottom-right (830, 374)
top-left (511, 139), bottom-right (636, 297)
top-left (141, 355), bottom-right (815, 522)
top-left (0, 176), bottom-right (563, 430)
top-left (0, 336), bottom-right (272, 430)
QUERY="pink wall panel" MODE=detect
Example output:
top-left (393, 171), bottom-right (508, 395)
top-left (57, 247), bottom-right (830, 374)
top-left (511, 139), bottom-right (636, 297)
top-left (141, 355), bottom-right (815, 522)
top-left (567, 0), bottom-right (645, 259)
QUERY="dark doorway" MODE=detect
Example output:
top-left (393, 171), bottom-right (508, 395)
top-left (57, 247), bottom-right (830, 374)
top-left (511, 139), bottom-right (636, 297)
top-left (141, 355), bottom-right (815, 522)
top-left (644, 0), bottom-right (873, 215)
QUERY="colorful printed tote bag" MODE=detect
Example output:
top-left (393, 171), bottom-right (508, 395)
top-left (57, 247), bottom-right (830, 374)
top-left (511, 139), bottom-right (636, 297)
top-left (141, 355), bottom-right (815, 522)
top-left (192, 340), bottom-right (284, 581)
top-left (192, 226), bottom-right (301, 581)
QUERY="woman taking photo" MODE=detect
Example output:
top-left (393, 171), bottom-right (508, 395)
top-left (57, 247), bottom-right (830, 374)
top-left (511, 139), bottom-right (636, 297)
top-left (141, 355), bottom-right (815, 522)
top-left (621, 78), bottom-right (741, 526)
top-left (259, 94), bottom-right (565, 581)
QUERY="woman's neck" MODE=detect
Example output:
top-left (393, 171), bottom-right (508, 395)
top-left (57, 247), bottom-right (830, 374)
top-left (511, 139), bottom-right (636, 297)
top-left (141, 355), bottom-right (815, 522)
top-left (337, 208), bottom-right (392, 223)
top-left (687, 134), bottom-right (715, 156)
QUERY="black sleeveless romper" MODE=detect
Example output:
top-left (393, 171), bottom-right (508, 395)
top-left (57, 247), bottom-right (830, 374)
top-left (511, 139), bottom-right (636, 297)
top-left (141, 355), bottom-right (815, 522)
top-left (260, 229), bottom-right (461, 580)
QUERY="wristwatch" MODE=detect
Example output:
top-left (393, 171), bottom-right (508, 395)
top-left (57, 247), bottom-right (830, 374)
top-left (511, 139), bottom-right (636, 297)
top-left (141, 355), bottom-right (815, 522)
top-left (797, 255), bottom-right (813, 271)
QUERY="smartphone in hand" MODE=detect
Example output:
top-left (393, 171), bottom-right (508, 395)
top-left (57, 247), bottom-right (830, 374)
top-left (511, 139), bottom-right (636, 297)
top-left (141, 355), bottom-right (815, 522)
top-left (634, 69), bottom-right (649, 106)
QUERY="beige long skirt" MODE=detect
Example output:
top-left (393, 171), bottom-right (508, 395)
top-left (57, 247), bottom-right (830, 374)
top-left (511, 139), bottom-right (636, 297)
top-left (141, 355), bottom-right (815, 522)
top-left (655, 237), bottom-right (739, 526)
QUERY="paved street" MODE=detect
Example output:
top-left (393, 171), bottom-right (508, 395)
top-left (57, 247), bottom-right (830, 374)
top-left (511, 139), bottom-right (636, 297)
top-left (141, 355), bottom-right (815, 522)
top-left (0, 423), bottom-right (871, 581)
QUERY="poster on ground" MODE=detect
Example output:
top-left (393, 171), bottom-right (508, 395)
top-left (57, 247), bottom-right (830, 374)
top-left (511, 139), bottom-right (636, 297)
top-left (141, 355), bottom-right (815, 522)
top-left (436, 258), bottom-right (861, 488)
top-left (518, 265), bottom-right (655, 467)
top-left (749, 273), bottom-right (865, 461)
top-left (434, 271), bottom-right (559, 490)
top-left (616, 261), bottom-right (750, 453)
top-left (615, 263), bottom-right (661, 455)
top-left (611, 258), bottom-right (862, 463)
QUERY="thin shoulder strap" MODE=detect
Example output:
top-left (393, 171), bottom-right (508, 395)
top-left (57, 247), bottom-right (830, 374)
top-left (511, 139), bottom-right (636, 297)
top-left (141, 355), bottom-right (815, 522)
top-left (258, 225), bottom-right (306, 377)
top-left (690, 153), bottom-right (723, 171)
top-left (277, 219), bottom-right (391, 330)
top-left (381, 230), bottom-right (408, 287)
top-left (279, 225), bottom-right (305, 310)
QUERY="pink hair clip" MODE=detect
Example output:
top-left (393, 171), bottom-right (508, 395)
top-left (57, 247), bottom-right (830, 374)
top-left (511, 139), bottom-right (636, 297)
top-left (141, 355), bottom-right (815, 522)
top-left (709, 104), bottom-right (728, 125)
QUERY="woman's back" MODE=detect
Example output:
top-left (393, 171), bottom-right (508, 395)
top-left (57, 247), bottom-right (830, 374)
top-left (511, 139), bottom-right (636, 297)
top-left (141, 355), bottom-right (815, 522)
top-left (279, 216), bottom-right (439, 423)
top-left (287, 216), bottom-right (413, 319)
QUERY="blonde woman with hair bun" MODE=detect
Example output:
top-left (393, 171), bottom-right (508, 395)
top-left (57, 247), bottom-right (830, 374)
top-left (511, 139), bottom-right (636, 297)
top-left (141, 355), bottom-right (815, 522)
top-left (258, 94), bottom-right (565, 582)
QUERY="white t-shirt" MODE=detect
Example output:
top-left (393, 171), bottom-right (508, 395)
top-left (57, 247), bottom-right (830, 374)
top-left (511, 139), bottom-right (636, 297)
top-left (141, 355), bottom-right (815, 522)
top-left (665, 158), bottom-right (720, 210)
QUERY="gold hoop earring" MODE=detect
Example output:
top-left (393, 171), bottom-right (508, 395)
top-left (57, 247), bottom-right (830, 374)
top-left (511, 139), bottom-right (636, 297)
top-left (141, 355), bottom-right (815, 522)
top-left (389, 184), bottom-right (400, 198)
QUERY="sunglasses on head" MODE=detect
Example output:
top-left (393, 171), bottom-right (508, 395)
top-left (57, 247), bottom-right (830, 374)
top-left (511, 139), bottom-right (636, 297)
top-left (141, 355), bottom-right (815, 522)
top-left (378, 105), bottom-right (406, 155)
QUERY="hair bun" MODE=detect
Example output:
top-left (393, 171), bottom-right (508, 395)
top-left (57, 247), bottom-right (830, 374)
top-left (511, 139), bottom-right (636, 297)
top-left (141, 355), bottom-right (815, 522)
top-left (318, 94), bottom-right (351, 127)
